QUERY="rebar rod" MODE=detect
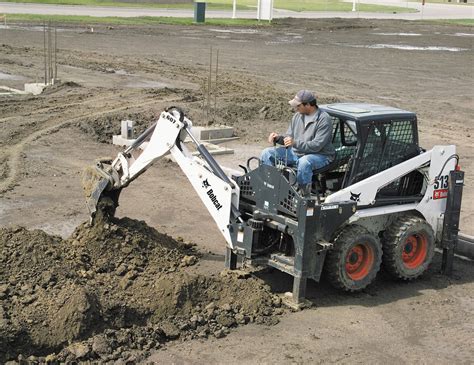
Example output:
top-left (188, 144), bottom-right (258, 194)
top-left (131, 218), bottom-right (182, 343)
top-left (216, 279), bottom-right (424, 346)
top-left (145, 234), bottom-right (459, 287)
top-left (43, 22), bottom-right (47, 84)
top-left (208, 46), bottom-right (212, 119)
top-left (48, 21), bottom-right (53, 84)
top-left (54, 25), bottom-right (57, 81)
top-left (214, 49), bottom-right (219, 114)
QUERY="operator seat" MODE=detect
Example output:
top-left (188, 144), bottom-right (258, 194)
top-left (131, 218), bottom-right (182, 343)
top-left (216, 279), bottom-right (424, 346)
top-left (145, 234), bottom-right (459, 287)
top-left (311, 154), bottom-right (351, 196)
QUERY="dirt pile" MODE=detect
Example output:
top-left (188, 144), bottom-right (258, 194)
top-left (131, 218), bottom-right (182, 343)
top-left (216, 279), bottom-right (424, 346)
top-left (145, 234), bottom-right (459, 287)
top-left (0, 218), bottom-right (283, 363)
top-left (78, 107), bottom-right (159, 144)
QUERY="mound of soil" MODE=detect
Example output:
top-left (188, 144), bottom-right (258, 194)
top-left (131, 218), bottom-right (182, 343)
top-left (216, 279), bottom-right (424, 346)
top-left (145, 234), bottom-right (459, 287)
top-left (78, 108), bottom-right (159, 144)
top-left (0, 218), bottom-right (282, 363)
top-left (77, 88), bottom-right (179, 144)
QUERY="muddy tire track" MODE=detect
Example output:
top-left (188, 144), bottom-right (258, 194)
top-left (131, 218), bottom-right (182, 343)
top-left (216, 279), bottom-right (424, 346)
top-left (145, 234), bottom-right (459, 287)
top-left (0, 94), bottom-right (179, 194)
top-left (0, 89), bottom-right (145, 146)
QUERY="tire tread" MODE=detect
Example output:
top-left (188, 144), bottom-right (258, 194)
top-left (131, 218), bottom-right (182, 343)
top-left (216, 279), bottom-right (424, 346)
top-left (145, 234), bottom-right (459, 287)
top-left (325, 225), bottom-right (382, 292)
top-left (382, 215), bottom-right (435, 280)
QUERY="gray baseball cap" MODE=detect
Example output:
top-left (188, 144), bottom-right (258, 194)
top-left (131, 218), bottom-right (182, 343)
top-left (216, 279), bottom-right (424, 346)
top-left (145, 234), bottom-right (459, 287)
top-left (289, 90), bottom-right (316, 107)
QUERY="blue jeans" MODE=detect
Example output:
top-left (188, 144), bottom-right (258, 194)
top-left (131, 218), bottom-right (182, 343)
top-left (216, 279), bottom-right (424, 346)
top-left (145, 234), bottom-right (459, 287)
top-left (260, 147), bottom-right (331, 185)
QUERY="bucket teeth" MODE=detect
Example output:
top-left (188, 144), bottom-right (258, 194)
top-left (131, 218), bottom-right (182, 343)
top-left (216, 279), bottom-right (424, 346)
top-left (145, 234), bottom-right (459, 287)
top-left (82, 164), bottom-right (120, 221)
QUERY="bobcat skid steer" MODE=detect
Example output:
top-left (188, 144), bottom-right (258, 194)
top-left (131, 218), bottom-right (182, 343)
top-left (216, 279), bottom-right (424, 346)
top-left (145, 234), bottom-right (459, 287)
top-left (84, 104), bottom-right (464, 306)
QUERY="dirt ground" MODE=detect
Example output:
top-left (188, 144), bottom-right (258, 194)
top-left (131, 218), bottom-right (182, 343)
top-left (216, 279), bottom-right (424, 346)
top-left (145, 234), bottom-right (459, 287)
top-left (0, 18), bottom-right (473, 363)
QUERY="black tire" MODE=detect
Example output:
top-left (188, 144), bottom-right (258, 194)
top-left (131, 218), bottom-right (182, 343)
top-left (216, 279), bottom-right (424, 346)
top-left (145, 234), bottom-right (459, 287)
top-left (325, 225), bottom-right (382, 291)
top-left (382, 215), bottom-right (435, 280)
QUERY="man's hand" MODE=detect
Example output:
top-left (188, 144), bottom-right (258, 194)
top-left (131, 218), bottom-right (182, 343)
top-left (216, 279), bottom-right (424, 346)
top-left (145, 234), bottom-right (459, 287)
top-left (283, 136), bottom-right (293, 147)
top-left (268, 132), bottom-right (279, 144)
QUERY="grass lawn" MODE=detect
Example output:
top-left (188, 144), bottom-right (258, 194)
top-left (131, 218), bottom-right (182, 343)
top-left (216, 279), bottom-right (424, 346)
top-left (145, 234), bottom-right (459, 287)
top-left (0, 0), bottom-right (417, 13)
top-left (5, 13), bottom-right (472, 27)
top-left (205, 0), bottom-right (415, 13)
top-left (0, 0), bottom-right (240, 10)
top-left (424, 18), bottom-right (474, 25)
top-left (1, 13), bottom-right (271, 26)
top-left (409, 0), bottom-right (472, 4)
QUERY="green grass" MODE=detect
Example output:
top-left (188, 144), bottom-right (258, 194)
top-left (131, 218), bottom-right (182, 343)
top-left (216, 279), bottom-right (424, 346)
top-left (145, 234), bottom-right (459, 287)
top-left (409, 0), bottom-right (472, 4)
top-left (8, 13), bottom-right (472, 27)
top-left (2, 13), bottom-right (270, 26)
top-left (424, 18), bottom-right (474, 26)
top-left (248, 0), bottom-right (414, 13)
top-left (0, 0), bottom-right (245, 10)
top-left (1, 0), bottom-right (417, 13)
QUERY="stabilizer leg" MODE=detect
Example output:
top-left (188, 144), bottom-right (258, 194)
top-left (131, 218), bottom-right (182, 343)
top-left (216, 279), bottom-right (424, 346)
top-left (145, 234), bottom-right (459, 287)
top-left (281, 275), bottom-right (312, 310)
top-left (225, 247), bottom-right (237, 270)
top-left (441, 170), bottom-right (464, 275)
top-left (292, 276), bottom-right (307, 303)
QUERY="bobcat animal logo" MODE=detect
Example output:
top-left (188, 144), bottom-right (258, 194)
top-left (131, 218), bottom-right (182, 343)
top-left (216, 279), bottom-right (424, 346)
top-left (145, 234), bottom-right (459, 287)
top-left (202, 179), bottom-right (211, 189)
top-left (350, 191), bottom-right (361, 202)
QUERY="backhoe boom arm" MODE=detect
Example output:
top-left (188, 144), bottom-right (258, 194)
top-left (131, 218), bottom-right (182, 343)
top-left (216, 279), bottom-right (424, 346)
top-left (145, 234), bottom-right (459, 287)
top-left (84, 108), bottom-right (240, 248)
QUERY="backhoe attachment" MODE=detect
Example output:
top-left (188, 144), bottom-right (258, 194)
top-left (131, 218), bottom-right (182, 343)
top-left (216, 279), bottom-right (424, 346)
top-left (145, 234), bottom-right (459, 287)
top-left (82, 107), bottom-right (241, 247)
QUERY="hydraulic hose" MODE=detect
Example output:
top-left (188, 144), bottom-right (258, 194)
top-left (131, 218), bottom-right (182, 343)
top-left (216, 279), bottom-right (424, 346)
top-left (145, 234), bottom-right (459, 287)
top-left (185, 127), bottom-right (242, 223)
top-left (435, 154), bottom-right (459, 181)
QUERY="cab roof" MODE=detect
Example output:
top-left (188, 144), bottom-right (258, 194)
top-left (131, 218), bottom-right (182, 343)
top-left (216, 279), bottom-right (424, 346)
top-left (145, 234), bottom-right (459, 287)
top-left (319, 103), bottom-right (417, 122)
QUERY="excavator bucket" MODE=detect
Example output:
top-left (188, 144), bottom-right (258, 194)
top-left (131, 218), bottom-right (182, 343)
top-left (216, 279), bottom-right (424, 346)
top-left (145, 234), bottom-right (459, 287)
top-left (82, 161), bottom-right (121, 222)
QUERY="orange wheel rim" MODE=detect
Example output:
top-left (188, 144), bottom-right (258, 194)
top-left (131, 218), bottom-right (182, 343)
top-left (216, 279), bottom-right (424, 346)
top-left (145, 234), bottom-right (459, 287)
top-left (402, 234), bottom-right (427, 269)
top-left (345, 243), bottom-right (374, 281)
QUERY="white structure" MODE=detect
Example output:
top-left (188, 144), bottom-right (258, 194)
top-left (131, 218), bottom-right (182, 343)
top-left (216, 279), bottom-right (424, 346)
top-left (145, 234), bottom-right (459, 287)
top-left (257, 0), bottom-right (273, 21)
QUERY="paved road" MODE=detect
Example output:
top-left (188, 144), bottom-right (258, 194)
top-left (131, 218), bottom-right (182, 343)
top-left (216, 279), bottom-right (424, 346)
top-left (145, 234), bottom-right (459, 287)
top-left (0, 1), bottom-right (472, 20)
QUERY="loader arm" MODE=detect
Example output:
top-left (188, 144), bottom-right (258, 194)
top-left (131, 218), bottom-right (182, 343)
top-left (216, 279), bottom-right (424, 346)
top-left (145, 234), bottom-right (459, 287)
top-left (84, 108), bottom-right (241, 248)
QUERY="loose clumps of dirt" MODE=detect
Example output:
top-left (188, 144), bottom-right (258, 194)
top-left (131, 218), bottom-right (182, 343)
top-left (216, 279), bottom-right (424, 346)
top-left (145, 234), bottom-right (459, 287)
top-left (78, 110), bottom-right (157, 144)
top-left (77, 88), bottom-right (179, 144)
top-left (0, 218), bottom-right (283, 363)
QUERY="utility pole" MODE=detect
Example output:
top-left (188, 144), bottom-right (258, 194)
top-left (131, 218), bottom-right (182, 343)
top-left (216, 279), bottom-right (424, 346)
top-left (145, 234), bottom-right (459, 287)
top-left (232, 0), bottom-right (236, 19)
top-left (352, 0), bottom-right (356, 11)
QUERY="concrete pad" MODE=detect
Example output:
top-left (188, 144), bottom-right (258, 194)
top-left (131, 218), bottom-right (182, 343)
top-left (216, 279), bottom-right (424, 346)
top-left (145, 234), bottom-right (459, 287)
top-left (112, 135), bottom-right (234, 158)
top-left (197, 142), bottom-right (234, 156)
top-left (112, 135), bottom-right (135, 147)
top-left (24, 83), bottom-right (47, 95)
top-left (191, 126), bottom-right (234, 141)
top-left (0, 85), bottom-right (28, 95)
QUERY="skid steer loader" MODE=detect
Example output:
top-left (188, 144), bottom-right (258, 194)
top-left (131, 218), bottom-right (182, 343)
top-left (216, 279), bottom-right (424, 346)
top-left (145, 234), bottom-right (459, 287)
top-left (83, 104), bottom-right (464, 306)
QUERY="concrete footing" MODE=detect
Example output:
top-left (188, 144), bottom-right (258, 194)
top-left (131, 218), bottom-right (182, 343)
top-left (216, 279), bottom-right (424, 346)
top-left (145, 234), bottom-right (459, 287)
top-left (112, 120), bottom-right (236, 156)
top-left (24, 83), bottom-right (48, 95)
top-left (0, 83), bottom-right (48, 96)
top-left (0, 86), bottom-right (28, 96)
top-left (191, 126), bottom-right (234, 141)
top-left (112, 120), bottom-right (136, 147)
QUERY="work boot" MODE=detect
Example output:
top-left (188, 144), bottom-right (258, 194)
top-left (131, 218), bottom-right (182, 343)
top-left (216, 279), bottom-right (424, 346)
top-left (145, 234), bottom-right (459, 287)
top-left (298, 183), bottom-right (312, 198)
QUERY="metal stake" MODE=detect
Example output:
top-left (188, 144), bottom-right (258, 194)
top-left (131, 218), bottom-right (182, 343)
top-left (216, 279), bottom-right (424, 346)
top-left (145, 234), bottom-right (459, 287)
top-left (208, 46), bottom-right (212, 119)
top-left (50, 22), bottom-right (53, 84)
top-left (43, 22), bottom-right (47, 85)
top-left (48, 21), bottom-right (52, 84)
top-left (54, 25), bottom-right (57, 81)
top-left (214, 48), bottom-right (219, 115)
